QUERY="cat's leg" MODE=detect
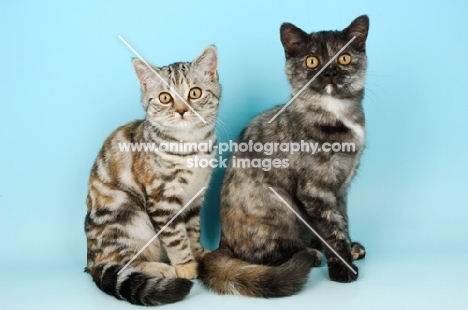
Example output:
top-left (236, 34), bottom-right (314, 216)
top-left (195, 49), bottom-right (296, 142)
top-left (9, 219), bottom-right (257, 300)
top-left (146, 198), bottom-right (198, 280)
top-left (309, 236), bottom-right (323, 251)
top-left (184, 204), bottom-right (209, 262)
top-left (336, 194), bottom-right (366, 261)
top-left (297, 183), bottom-right (358, 283)
top-left (225, 186), bottom-right (320, 267)
top-left (86, 195), bottom-right (177, 278)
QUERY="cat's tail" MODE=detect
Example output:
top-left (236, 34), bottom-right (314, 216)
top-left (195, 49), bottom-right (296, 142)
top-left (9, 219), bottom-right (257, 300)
top-left (199, 247), bottom-right (319, 297)
top-left (85, 263), bottom-right (193, 306)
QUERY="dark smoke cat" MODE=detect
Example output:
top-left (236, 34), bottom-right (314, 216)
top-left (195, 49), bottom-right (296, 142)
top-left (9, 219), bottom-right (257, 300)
top-left (201, 15), bottom-right (369, 297)
top-left (85, 46), bottom-right (220, 305)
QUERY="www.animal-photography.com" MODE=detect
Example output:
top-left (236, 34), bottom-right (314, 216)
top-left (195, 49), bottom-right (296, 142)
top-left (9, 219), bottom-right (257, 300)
top-left (1, 1), bottom-right (467, 309)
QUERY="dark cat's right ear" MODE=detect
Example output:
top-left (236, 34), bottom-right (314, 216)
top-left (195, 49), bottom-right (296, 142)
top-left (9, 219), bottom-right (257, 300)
top-left (132, 58), bottom-right (156, 90)
top-left (345, 15), bottom-right (369, 52)
top-left (280, 23), bottom-right (307, 57)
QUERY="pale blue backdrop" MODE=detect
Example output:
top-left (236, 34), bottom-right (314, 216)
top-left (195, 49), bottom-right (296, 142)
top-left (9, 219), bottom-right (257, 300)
top-left (1, 0), bottom-right (467, 309)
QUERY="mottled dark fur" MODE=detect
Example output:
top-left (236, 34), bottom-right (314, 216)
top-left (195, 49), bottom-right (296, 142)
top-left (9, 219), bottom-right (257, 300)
top-left (201, 16), bottom-right (369, 297)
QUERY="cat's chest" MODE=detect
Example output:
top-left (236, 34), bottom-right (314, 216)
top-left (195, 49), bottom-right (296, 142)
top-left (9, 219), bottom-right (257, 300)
top-left (315, 97), bottom-right (365, 147)
top-left (142, 150), bottom-right (214, 202)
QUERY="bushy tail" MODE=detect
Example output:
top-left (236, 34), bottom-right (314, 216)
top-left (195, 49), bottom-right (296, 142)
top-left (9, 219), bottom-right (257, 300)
top-left (85, 263), bottom-right (193, 306)
top-left (199, 248), bottom-right (317, 297)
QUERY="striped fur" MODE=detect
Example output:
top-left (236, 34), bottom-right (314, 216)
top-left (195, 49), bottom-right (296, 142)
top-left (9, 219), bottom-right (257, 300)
top-left (85, 46), bottom-right (221, 305)
top-left (85, 263), bottom-right (192, 305)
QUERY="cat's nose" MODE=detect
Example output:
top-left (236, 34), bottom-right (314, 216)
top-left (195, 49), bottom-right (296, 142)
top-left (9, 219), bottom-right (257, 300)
top-left (175, 102), bottom-right (189, 116)
top-left (324, 68), bottom-right (337, 84)
top-left (177, 108), bottom-right (188, 116)
top-left (324, 68), bottom-right (337, 77)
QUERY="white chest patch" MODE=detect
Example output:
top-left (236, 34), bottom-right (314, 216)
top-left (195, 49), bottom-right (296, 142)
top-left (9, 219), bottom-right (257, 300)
top-left (318, 97), bottom-right (366, 147)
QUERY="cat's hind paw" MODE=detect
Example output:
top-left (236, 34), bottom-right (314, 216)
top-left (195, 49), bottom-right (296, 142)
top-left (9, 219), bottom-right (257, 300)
top-left (351, 242), bottom-right (366, 260)
top-left (305, 248), bottom-right (323, 267)
top-left (175, 262), bottom-right (198, 279)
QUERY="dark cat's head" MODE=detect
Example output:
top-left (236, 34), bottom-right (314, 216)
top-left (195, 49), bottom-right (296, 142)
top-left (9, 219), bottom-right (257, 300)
top-left (280, 15), bottom-right (369, 99)
top-left (132, 46), bottom-right (220, 131)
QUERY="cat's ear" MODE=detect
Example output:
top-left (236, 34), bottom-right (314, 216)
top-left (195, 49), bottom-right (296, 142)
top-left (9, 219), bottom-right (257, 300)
top-left (345, 15), bottom-right (369, 52)
top-left (132, 58), bottom-right (157, 89)
top-left (280, 23), bottom-right (307, 57)
top-left (193, 45), bottom-right (218, 79)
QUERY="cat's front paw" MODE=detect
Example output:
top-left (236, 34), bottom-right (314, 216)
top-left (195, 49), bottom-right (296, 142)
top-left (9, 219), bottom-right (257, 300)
top-left (137, 262), bottom-right (177, 278)
top-left (351, 242), bottom-right (366, 260)
top-left (175, 262), bottom-right (198, 279)
top-left (328, 262), bottom-right (359, 283)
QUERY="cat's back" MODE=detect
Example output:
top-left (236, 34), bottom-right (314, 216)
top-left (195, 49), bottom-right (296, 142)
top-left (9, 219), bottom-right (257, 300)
top-left (87, 120), bottom-right (145, 209)
top-left (97, 120), bottom-right (144, 157)
top-left (90, 120), bottom-right (145, 179)
top-left (237, 104), bottom-right (294, 142)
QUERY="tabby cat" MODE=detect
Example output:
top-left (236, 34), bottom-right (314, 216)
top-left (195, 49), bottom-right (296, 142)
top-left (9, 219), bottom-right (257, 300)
top-left (201, 16), bottom-right (369, 297)
top-left (85, 46), bottom-right (220, 305)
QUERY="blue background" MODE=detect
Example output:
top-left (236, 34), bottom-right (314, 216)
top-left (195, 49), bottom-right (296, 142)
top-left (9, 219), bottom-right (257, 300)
top-left (1, 0), bottom-right (467, 309)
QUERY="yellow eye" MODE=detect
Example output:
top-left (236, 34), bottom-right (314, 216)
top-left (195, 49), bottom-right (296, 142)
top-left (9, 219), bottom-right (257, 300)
top-left (189, 87), bottom-right (202, 99)
top-left (305, 56), bottom-right (320, 69)
top-left (158, 92), bottom-right (172, 104)
top-left (338, 53), bottom-right (352, 65)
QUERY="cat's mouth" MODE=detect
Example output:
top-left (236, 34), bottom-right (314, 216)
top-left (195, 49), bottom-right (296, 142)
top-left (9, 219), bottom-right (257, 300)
top-left (325, 84), bottom-right (336, 95)
top-left (176, 117), bottom-right (192, 127)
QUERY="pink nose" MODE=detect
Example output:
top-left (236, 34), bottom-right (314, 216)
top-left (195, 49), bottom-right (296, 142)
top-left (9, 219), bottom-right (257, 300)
top-left (177, 108), bottom-right (188, 116)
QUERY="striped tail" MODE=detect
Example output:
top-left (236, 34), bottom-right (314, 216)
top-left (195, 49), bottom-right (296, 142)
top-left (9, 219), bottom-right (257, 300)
top-left (85, 263), bottom-right (193, 306)
top-left (199, 247), bottom-right (319, 297)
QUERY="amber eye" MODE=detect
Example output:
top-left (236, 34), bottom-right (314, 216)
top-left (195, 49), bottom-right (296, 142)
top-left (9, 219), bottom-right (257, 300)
top-left (189, 87), bottom-right (202, 99)
top-left (305, 56), bottom-right (320, 69)
top-left (158, 92), bottom-right (172, 104)
top-left (338, 53), bottom-right (352, 65)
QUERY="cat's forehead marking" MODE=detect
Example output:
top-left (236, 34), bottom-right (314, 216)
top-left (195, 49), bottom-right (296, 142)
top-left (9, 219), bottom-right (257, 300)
top-left (164, 63), bottom-right (191, 87)
top-left (326, 42), bottom-right (334, 57)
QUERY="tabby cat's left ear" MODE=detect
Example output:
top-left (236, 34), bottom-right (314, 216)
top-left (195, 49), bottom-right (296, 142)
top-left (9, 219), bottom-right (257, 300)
top-left (346, 15), bottom-right (369, 52)
top-left (132, 58), bottom-right (157, 89)
top-left (194, 46), bottom-right (218, 79)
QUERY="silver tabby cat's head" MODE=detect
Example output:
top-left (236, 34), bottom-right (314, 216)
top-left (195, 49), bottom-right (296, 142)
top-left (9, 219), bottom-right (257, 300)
top-left (280, 15), bottom-right (369, 100)
top-left (132, 46), bottom-right (220, 130)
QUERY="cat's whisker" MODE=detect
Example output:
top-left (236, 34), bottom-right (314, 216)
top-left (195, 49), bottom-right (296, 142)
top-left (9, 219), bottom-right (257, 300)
top-left (363, 85), bottom-right (385, 114)
top-left (215, 116), bottom-right (232, 141)
top-left (365, 70), bottom-right (396, 77)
